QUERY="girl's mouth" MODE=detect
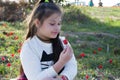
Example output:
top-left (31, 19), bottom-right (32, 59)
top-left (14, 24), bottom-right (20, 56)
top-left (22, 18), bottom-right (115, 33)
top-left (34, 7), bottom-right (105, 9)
top-left (52, 32), bottom-right (59, 35)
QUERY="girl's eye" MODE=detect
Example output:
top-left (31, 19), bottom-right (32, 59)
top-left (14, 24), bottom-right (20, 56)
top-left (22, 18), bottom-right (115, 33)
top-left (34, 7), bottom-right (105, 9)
top-left (58, 23), bottom-right (61, 25)
top-left (50, 23), bottom-right (61, 26)
top-left (50, 23), bottom-right (55, 26)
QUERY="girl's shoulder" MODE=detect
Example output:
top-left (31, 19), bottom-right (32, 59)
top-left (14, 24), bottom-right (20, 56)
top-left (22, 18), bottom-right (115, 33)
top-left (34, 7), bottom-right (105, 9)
top-left (22, 36), bottom-right (37, 46)
top-left (59, 36), bottom-right (66, 41)
top-left (20, 36), bottom-right (43, 58)
top-left (21, 36), bottom-right (37, 50)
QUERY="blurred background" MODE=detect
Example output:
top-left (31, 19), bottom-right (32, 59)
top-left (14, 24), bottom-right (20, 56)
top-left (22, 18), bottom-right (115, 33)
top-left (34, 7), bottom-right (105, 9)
top-left (0, 0), bottom-right (120, 80)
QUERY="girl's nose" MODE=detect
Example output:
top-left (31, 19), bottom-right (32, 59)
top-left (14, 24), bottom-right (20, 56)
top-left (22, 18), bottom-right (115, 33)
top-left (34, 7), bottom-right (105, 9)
top-left (55, 25), bottom-right (60, 30)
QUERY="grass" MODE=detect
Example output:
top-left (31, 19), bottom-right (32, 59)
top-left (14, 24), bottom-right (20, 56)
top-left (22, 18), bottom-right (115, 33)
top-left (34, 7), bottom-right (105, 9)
top-left (0, 6), bottom-right (120, 80)
top-left (62, 6), bottom-right (120, 79)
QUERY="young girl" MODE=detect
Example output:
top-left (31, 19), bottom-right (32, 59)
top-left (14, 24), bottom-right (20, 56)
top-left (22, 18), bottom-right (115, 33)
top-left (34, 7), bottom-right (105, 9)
top-left (19, 0), bottom-right (77, 80)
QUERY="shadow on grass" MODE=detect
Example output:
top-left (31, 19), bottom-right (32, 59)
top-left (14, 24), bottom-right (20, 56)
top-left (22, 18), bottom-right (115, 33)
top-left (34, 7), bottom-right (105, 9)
top-left (62, 6), bottom-right (120, 52)
top-left (62, 6), bottom-right (120, 79)
top-left (63, 6), bottom-right (120, 35)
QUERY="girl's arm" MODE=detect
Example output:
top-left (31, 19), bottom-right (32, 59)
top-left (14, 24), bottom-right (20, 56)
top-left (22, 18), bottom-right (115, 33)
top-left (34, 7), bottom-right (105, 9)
top-left (60, 53), bottom-right (77, 80)
top-left (53, 45), bottom-right (73, 74)
top-left (20, 43), bottom-right (58, 80)
top-left (59, 37), bottom-right (77, 80)
top-left (20, 41), bottom-right (72, 80)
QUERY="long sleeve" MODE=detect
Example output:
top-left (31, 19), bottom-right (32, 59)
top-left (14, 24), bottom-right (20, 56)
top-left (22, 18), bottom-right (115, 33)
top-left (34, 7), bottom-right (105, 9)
top-left (20, 41), bottom-right (58, 80)
top-left (59, 36), bottom-right (77, 80)
top-left (60, 54), bottom-right (77, 80)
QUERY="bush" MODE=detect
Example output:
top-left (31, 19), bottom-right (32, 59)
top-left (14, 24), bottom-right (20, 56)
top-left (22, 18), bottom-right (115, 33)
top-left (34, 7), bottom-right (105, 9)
top-left (0, 1), bottom-right (32, 22)
top-left (63, 6), bottom-right (91, 23)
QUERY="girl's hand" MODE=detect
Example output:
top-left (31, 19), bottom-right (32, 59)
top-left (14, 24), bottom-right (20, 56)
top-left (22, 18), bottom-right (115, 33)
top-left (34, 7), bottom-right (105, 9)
top-left (42, 75), bottom-right (68, 80)
top-left (42, 77), bottom-right (58, 80)
top-left (53, 45), bottom-right (73, 74)
top-left (56, 75), bottom-right (68, 80)
top-left (58, 45), bottom-right (73, 65)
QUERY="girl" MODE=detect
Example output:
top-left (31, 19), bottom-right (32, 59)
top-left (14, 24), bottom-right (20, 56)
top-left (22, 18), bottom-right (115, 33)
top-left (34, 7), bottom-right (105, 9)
top-left (19, 0), bottom-right (77, 80)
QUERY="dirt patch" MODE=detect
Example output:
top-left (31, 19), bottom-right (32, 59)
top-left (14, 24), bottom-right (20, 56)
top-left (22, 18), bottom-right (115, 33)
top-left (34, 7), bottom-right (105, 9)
top-left (63, 31), bottom-right (120, 39)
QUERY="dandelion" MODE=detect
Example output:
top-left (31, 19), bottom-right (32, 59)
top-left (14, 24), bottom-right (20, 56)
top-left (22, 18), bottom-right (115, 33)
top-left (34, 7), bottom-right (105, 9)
top-left (98, 47), bottom-right (102, 51)
top-left (80, 52), bottom-right (86, 58)
top-left (63, 39), bottom-right (68, 45)
top-left (93, 50), bottom-right (97, 54)
top-left (14, 36), bottom-right (19, 40)
top-left (9, 32), bottom-right (14, 36)
top-left (17, 49), bottom-right (21, 53)
top-left (98, 64), bottom-right (103, 69)
top-left (1, 56), bottom-right (6, 61)
top-left (11, 54), bottom-right (15, 57)
top-left (86, 74), bottom-right (89, 80)
top-left (109, 59), bottom-right (113, 64)
top-left (7, 63), bottom-right (11, 67)
top-left (19, 42), bottom-right (23, 47)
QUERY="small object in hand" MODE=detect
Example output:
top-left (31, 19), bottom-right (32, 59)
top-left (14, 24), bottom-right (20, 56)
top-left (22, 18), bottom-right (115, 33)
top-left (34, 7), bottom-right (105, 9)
top-left (61, 75), bottom-right (67, 80)
top-left (63, 39), bottom-right (68, 45)
top-left (63, 39), bottom-right (68, 49)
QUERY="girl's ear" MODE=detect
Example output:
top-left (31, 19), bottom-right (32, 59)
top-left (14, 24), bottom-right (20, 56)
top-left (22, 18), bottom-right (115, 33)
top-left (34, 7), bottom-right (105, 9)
top-left (34, 19), bottom-right (41, 28)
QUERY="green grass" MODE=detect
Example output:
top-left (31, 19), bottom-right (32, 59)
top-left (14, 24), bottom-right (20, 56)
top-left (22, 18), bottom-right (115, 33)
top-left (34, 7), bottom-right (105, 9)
top-left (0, 6), bottom-right (120, 79)
top-left (62, 6), bottom-right (120, 79)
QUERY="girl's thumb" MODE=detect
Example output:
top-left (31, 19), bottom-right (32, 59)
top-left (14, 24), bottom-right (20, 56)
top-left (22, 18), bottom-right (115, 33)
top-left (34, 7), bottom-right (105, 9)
top-left (62, 46), bottom-right (68, 54)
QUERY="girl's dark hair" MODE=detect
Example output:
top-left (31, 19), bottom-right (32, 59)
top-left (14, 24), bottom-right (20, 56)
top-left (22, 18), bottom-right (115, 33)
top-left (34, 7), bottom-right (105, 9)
top-left (20, 0), bottom-right (63, 75)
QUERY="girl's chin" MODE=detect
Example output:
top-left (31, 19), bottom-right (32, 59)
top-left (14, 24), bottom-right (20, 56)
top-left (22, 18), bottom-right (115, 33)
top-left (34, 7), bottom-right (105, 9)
top-left (50, 35), bottom-right (58, 39)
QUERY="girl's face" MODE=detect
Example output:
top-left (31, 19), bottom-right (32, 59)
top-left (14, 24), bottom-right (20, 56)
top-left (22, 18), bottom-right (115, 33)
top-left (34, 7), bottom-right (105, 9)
top-left (36, 13), bottom-right (62, 41)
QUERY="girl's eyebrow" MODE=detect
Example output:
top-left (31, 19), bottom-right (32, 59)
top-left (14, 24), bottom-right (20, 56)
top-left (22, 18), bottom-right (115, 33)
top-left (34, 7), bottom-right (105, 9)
top-left (49, 19), bottom-right (62, 22)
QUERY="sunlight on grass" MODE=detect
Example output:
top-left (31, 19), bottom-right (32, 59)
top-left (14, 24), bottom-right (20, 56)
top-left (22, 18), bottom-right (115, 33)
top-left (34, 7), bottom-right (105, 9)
top-left (0, 6), bottom-right (120, 79)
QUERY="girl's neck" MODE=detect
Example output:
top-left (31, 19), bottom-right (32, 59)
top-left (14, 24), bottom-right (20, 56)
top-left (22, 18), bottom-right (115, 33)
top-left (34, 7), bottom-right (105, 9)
top-left (36, 35), bottom-right (51, 43)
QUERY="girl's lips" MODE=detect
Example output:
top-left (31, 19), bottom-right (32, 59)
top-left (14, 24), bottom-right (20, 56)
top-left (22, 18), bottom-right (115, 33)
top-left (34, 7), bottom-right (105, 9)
top-left (52, 32), bottom-right (59, 34)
